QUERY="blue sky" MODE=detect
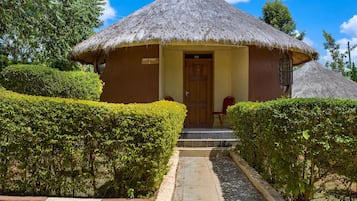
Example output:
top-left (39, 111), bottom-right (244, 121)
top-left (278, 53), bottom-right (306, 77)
top-left (99, 0), bottom-right (357, 65)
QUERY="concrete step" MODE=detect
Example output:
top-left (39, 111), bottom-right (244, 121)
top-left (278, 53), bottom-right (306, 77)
top-left (180, 128), bottom-right (235, 139)
top-left (178, 128), bottom-right (238, 147)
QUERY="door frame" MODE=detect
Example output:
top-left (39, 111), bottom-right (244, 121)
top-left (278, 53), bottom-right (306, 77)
top-left (183, 52), bottom-right (214, 128)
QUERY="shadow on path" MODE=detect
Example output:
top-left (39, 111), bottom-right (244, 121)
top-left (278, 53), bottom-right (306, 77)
top-left (173, 155), bottom-right (265, 201)
top-left (210, 155), bottom-right (265, 201)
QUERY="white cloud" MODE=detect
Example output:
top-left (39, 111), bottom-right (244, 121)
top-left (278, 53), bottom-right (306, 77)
top-left (323, 16), bottom-right (357, 65)
top-left (341, 15), bottom-right (357, 37)
top-left (322, 37), bottom-right (357, 65)
top-left (291, 30), bottom-right (312, 46)
top-left (225, 0), bottom-right (250, 4)
top-left (100, 0), bottom-right (116, 21)
top-left (337, 37), bottom-right (357, 61)
top-left (321, 49), bottom-right (332, 64)
top-left (337, 37), bottom-right (357, 46)
top-left (303, 37), bottom-right (314, 47)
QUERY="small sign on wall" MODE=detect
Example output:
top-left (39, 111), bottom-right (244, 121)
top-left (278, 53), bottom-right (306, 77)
top-left (142, 58), bottom-right (159, 65)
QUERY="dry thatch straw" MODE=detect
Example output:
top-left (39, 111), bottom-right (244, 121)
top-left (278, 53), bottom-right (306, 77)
top-left (293, 61), bottom-right (357, 99)
top-left (70, 0), bottom-right (317, 64)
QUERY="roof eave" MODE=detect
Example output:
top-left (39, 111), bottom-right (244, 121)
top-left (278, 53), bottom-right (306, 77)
top-left (70, 39), bottom-right (317, 65)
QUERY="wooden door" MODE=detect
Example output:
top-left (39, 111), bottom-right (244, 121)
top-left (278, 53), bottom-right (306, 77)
top-left (184, 58), bottom-right (213, 128)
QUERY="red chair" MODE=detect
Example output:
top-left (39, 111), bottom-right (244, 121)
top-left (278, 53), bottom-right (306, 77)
top-left (213, 96), bottom-right (235, 127)
top-left (164, 96), bottom-right (174, 101)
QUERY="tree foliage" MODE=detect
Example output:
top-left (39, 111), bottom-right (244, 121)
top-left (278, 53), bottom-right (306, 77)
top-left (323, 30), bottom-right (357, 81)
top-left (0, 0), bottom-right (104, 66)
top-left (261, 0), bottom-right (305, 40)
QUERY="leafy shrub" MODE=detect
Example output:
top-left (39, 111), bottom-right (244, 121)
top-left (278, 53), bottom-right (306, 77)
top-left (228, 98), bottom-right (357, 200)
top-left (0, 55), bottom-right (10, 72)
top-left (0, 89), bottom-right (186, 198)
top-left (49, 58), bottom-right (81, 71)
top-left (0, 64), bottom-right (102, 100)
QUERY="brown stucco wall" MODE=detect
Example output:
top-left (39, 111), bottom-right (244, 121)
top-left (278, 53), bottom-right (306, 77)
top-left (248, 46), bottom-right (285, 101)
top-left (100, 45), bottom-right (159, 103)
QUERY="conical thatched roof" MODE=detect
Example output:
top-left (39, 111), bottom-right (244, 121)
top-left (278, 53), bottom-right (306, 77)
top-left (71, 0), bottom-right (317, 64)
top-left (293, 61), bottom-right (357, 99)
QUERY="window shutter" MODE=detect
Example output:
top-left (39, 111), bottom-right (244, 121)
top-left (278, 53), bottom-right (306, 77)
top-left (279, 52), bottom-right (293, 87)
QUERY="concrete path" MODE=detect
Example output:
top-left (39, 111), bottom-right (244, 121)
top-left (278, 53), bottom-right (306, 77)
top-left (173, 157), bottom-right (224, 201)
top-left (173, 156), bottom-right (265, 201)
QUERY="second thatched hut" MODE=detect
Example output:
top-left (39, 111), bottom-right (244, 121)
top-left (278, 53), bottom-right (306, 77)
top-left (293, 61), bottom-right (357, 99)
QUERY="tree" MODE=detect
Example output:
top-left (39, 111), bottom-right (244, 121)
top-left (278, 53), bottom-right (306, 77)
top-left (0, 0), bottom-right (104, 68)
top-left (261, 0), bottom-right (305, 40)
top-left (350, 63), bottom-right (357, 82)
top-left (322, 31), bottom-right (346, 75)
top-left (323, 30), bottom-right (357, 80)
top-left (0, 0), bottom-right (49, 63)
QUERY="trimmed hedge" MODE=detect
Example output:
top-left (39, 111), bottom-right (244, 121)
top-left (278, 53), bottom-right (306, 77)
top-left (0, 55), bottom-right (9, 72)
top-left (228, 99), bottom-right (357, 200)
top-left (0, 64), bottom-right (102, 100)
top-left (0, 89), bottom-right (186, 198)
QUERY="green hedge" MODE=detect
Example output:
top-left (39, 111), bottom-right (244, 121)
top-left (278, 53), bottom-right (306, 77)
top-left (0, 64), bottom-right (102, 100)
top-left (0, 89), bottom-right (186, 198)
top-left (228, 99), bottom-right (357, 200)
top-left (0, 55), bottom-right (10, 72)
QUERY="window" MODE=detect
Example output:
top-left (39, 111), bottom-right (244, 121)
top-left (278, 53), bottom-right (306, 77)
top-left (279, 52), bottom-right (293, 88)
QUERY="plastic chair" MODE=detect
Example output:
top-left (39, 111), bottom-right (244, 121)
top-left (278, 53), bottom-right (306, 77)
top-left (213, 96), bottom-right (235, 127)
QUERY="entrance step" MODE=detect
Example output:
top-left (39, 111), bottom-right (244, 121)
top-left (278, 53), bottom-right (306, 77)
top-left (178, 147), bottom-right (232, 157)
top-left (180, 128), bottom-right (235, 139)
top-left (177, 128), bottom-right (239, 147)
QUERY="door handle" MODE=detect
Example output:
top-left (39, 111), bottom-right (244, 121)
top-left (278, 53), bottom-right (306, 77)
top-left (185, 91), bottom-right (190, 97)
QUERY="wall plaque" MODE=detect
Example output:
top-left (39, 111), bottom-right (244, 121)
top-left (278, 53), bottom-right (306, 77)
top-left (142, 58), bottom-right (159, 65)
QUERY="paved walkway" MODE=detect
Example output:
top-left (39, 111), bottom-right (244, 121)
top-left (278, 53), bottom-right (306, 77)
top-left (173, 156), bottom-right (265, 201)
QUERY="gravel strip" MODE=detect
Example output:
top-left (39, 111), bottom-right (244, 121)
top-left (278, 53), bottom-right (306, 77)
top-left (210, 156), bottom-right (266, 201)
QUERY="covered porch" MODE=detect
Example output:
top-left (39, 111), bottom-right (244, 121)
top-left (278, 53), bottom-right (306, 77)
top-left (99, 44), bottom-right (286, 128)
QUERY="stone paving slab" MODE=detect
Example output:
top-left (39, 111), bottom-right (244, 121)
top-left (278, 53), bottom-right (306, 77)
top-left (173, 157), bottom-right (224, 201)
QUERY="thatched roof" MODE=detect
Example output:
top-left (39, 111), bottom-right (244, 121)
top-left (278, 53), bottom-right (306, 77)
top-left (293, 61), bottom-right (357, 99)
top-left (71, 0), bottom-right (317, 64)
